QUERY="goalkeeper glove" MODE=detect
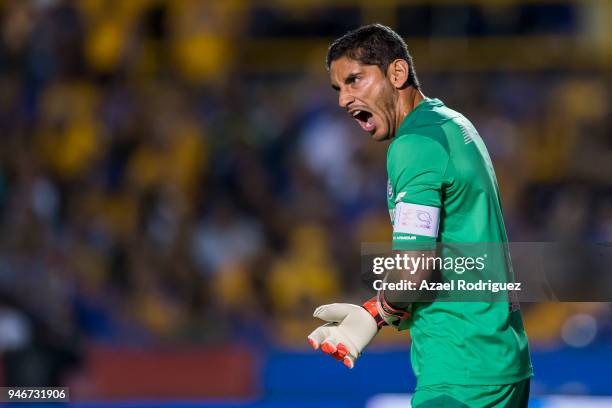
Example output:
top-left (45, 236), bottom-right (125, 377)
top-left (307, 302), bottom-right (383, 368)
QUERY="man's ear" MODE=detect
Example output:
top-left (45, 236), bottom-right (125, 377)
top-left (387, 59), bottom-right (409, 89)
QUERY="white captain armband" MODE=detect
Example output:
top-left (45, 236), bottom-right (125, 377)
top-left (393, 201), bottom-right (440, 238)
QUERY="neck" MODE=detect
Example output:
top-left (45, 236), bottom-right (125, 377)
top-left (394, 87), bottom-right (425, 136)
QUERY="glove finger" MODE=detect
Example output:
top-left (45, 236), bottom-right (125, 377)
top-left (313, 303), bottom-right (356, 324)
top-left (335, 343), bottom-right (348, 359)
top-left (343, 355), bottom-right (356, 369)
top-left (343, 346), bottom-right (360, 369)
top-left (307, 325), bottom-right (331, 350)
top-left (331, 352), bottom-right (344, 361)
top-left (330, 343), bottom-right (348, 361)
top-left (320, 335), bottom-right (338, 354)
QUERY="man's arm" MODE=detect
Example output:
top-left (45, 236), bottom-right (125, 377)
top-left (378, 133), bottom-right (449, 326)
top-left (308, 134), bottom-right (447, 367)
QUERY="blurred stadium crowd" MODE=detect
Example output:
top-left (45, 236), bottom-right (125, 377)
top-left (0, 0), bottom-right (611, 389)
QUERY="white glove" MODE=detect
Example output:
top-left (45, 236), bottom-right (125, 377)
top-left (307, 303), bottom-right (378, 369)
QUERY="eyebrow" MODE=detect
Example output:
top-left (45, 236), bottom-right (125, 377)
top-left (330, 72), bottom-right (360, 92)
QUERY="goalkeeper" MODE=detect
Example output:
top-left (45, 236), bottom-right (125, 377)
top-left (308, 24), bottom-right (532, 407)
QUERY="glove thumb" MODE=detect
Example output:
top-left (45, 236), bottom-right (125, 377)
top-left (313, 303), bottom-right (358, 324)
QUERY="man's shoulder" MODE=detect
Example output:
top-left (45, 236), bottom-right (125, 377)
top-left (389, 126), bottom-right (450, 159)
top-left (392, 99), bottom-right (468, 151)
top-left (387, 130), bottom-right (450, 177)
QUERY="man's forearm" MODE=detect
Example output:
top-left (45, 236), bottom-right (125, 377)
top-left (382, 249), bottom-right (436, 309)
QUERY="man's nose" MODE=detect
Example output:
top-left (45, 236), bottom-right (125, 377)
top-left (338, 91), bottom-right (354, 109)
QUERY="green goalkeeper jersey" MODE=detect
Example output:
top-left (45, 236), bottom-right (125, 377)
top-left (386, 98), bottom-right (533, 386)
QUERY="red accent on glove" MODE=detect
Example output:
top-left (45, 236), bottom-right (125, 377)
top-left (362, 297), bottom-right (387, 329)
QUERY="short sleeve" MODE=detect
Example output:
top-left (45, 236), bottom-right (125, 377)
top-left (388, 134), bottom-right (449, 250)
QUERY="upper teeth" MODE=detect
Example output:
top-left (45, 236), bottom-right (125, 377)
top-left (352, 110), bottom-right (361, 117)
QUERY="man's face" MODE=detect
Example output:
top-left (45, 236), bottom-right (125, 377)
top-left (330, 56), bottom-right (397, 141)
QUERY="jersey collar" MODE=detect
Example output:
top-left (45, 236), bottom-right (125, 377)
top-left (396, 97), bottom-right (444, 136)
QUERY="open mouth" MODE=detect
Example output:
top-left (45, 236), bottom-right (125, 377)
top-left (351, 110), bottom-right (376, 133)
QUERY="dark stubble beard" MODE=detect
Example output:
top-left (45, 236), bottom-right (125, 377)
top-left (379, 82), bottom-right (399, 141)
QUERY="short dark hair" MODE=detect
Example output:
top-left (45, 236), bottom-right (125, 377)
top-left (326, 24), bottom-right (420, 90)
